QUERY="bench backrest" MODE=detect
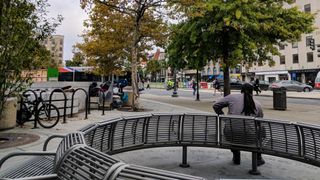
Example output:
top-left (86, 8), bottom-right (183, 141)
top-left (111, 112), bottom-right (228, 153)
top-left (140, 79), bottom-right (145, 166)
top-left (55, 144), bottom-right (120, 180)
top-left (80, 114), bottom-right (320, 168)
top-left (109, 164), bottom-right (205, 180)
top-left (55, 144), bottom-right (205, 180)
top-left (54, 132), bottom-right (86, 166)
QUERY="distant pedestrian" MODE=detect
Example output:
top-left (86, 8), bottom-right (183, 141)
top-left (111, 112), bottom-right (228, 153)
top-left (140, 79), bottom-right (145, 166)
top-left (254, 78), bottom-right (261, 95)
top-left (192, 80), bottom-right (197, 96)
top-left (146, 79), bottom-right (150, 89)
top-left (213, 78), bottom-right (223, 96)
top-left (213, 83), bottom-right (265, 166)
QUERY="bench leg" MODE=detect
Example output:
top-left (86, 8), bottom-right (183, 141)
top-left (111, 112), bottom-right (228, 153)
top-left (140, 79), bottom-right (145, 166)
top-left (248, 152), bottom-right (261, 175)
top-left (179, 145), bottom-right (190, 168)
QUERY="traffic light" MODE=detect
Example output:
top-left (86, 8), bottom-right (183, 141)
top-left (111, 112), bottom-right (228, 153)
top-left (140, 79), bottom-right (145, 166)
top-left (317, 44), bottom-right (320, 57)
top-left (310, 38), bottom-right (315, 50)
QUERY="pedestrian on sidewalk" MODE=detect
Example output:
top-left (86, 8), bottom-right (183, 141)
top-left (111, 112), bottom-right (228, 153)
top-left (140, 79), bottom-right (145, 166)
top-left (253, 78), bottom-right (261, 95)
top-left (146, 79), bottom-right (151, 89)
top-left (192, 80), bottom-right (197, 96)
top-left (213, 83), bottom-right (265, 166)
top-left (213, 78), bottom-right (223, 96)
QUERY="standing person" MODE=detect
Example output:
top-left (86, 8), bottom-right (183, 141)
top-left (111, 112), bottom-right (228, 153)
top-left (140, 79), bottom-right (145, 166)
top-left (254, 78), bottom-right (261, 95)
top-left (213, 78), bottom-right (223, 96)
top-left (213, 83), bottom-right (265, 166)
top-left (192, 80), bottom-right (197, 96)
top-left (146, 79), bottom-right (150, 89)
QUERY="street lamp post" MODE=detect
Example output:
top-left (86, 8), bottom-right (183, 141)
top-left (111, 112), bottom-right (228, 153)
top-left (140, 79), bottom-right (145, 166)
top-left (172, 68), bottom-right (178, 97)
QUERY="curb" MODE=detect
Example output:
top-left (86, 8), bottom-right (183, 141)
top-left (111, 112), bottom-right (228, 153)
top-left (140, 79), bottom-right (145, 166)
top-left (148, 87), bottom-right (320, 100)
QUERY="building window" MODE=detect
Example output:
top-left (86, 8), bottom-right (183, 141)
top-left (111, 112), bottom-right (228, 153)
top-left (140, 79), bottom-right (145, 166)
top-left (279, 43), bottom-right (285, 50)
top-left (307, 52), bottom-right (313, 62)
top-left (280, 55), bottom-right (285, 65)
top-left (59, 54), bottom-right (63, 58)
top-left (304, 4), bottom-right (311, 13)
top-left (292, 42), bottom-right (298, 48)
top-left (292, 54), bottom-right (299, 64)
top-left (59, 47), bottom-right (63, 51)
top-left (60, 40), bottom-right (63, 45)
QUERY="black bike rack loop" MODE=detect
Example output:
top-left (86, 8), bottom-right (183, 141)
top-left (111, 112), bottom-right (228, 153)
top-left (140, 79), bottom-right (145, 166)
top-left (88, 87), bottom-right (102, 114)
top-left (21, 90), bottom-right (39, 129)
top-left (70, 88), bottom-right (88, 119)
top-left (49, 89), bottom-right (67, 124)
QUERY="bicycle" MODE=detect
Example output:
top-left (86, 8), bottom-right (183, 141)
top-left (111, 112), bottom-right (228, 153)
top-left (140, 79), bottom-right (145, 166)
top-left (16, 89), bottom-right (60, 128)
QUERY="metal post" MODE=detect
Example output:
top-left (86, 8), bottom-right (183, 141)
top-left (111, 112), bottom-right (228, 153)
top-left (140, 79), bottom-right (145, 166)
top-left (179, 145), bottom-right (190, 168)
top-left (102, 91), bottom-right (105, 115)
top-left (196, 69), bottom-right (200, 101)
top-left (248, 152), bottom-right (261, 175)
top-left (172, 68), bottom-right (178, 97)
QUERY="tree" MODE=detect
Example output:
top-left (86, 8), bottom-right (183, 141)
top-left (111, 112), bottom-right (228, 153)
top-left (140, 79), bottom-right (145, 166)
top-left (66, 47), bottom-right (85, 67)
top-left (167, 22), bottom-right (210, 100)
top-left (80, 0), bottom-right (168, 110)
top-left (146, 59), bottom-right (161, 81)
top-left (170, 0), bottom-right (314, 96)
top-left (0, 0), bottom-right (62, 118)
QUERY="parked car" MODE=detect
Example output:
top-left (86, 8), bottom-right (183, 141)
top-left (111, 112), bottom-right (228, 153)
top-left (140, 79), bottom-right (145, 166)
top-left (269, 80), bottom-right (313, 92)
top-left (219, 79), bottom-right (244, 90)
top-left (258, 80), bottom-right (270, 91)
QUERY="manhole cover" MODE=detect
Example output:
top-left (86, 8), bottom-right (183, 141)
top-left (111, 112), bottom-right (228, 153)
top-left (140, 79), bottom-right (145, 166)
top-left (0, 133), bottom-right (40, 149)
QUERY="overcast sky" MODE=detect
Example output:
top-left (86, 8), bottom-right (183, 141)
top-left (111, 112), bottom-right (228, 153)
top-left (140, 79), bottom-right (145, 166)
top-left (47, 0), bottom-right (88, 62)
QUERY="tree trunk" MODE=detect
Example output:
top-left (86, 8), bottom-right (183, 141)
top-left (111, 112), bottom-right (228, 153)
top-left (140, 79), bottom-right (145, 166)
top-left (223, 28), bottom-right (230, 96)
top-left (131, 27), bottom-right (139, 111)
top-left (196, 69), bottom-right (200, 101)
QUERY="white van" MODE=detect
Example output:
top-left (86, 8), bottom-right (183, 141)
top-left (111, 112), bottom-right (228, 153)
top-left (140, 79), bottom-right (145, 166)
top-left (315, 71), bottom-right (320, 89)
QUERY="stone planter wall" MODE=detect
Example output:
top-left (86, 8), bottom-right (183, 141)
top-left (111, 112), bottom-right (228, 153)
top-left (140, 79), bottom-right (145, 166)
top-left (0, 97), bottom-right (17, 130)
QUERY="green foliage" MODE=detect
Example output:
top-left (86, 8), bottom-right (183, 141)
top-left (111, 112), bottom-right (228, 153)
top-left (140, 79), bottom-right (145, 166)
top-left (146, 59), bottom-right (161, 75)
top-left (66, 48), bottom-right (85, 67)
top-left (0, 0), bottom-right (62, 117)
top-left (168, 0), bottom-right (314, 95)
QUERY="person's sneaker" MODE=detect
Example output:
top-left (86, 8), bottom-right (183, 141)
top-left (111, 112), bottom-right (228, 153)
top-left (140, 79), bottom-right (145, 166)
top-left (257, 158), bottom-right (265, 166)
top-left (232, 157), bottom-right (241, 165)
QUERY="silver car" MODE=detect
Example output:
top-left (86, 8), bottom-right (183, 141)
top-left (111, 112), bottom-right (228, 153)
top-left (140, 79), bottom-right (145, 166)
top-left (269, 80), bottom-right (313, 92)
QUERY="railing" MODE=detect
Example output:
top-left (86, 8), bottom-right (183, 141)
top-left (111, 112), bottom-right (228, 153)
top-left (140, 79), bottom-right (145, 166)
top-left (80, 113), bottom-right (320, 175)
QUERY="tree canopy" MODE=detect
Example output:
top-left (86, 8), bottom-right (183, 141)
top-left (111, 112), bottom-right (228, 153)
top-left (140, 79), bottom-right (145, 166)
top-left (0, 0), bottom-right (62, 117)
top-left (167, 0), bottom-right (315, 95)
top-left (80, 0), bottom-right (169, 110)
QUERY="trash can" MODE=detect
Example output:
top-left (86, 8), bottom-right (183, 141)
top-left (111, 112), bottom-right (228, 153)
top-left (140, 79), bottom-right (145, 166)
top-left (122, 86), bottom-right (133, 106)
top-left (273, 87), bottom-right (287, 110)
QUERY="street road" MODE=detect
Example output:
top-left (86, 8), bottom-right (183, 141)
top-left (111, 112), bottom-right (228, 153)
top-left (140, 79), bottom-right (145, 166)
top-left (140, 88), bottom-right (320, 124)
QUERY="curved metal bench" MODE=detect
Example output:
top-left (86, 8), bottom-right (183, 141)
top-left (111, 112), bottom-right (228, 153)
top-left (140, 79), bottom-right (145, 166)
top-left (80, 113), bottom-right (320, 175)
top-left (55, 144), bottom-right (205, 180)
top-left (0, 132), bottom-right (85, 179)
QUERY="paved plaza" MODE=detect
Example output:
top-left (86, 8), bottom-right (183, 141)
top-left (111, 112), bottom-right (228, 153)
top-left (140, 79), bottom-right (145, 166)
top-left (0, 95), bottom-right (319, 180)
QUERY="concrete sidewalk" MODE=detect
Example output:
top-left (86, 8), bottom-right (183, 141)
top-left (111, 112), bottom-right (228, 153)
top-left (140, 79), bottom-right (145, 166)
top-left (0, 99), bottom-right (319, 180)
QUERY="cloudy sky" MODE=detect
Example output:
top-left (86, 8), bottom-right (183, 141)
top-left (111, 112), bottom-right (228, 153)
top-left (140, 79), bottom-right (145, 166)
top-left (47, 0), bottom-right (88, 61)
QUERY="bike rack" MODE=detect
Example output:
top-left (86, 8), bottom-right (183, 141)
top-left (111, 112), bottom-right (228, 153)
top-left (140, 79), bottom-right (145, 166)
top-left (70, 88), bottom-right (88, 119)
top-left (88, 87), bottom-right (101, 114)
top-left (49, 89), bottom-right (67, 124)
top-left (21, 90), bottom-right (39, 129)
